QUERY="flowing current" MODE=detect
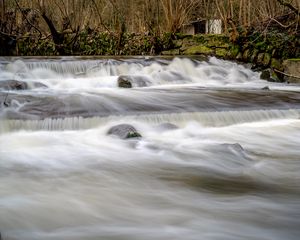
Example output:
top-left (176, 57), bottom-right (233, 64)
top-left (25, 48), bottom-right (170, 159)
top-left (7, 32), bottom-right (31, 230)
top-left (0, 57), bottom-right (300, 240)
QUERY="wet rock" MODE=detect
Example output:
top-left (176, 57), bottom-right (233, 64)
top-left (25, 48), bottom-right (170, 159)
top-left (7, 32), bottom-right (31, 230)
top-left (0, 80), bottom-right (27, 90)
top-left (251, 64), bottom-right (263, 72)
top-left (118, 76), bottom-right (132, 88)
top-left (28, 82), bottom-right (48, 89)
top-left (270, 58), bottom-right (283, 71)
top-left (263, 53), bottom-right (271, 67)
top-left (260, 69), bottom-right (270, 80)
top-left (222, 143), bottom-right (244, 152)
top-left (0, 80), bottom-right (47, 90)
top-left (117, 75), bottom-right (151, 88)
top-left (259, 68), bottom-right (282, 82)
top-left (156, 123), bottom-right (178, 131)
top-left (257, 53), bottom-right (265, 65)
top-left (261, 86), bottom-right (270, 91)
top-left (220, 143), bottom-right (252, 162)
top-left (107, 124), bottom-right (142, 139)
top-left (242, 49), bottom-right (251, 62)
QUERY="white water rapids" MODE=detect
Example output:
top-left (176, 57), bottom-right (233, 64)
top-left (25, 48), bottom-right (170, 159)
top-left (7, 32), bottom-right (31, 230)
top-left (0, 57), bottom-right (300, 240)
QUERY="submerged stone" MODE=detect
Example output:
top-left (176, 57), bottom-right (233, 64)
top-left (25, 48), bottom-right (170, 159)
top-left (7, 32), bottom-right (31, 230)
top-left (117, 75), bottom-right (151, 88)
top-left (156, 123), bottom-right (178, 131)
top-left (107, 124), bottom-right (142, 139)
top-left (0, 80), bottom-right (47, 90)
top-left (262, 86), bottom-right (270, 91)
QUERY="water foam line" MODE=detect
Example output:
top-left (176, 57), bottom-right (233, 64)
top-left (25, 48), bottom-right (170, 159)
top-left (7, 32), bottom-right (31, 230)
top-left (1, 109), bottom-right (300, 132)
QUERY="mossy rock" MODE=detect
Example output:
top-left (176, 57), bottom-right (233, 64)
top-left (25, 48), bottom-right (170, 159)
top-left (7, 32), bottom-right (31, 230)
top-left (236, 52), bottom-right (243, 61)
top-left (193, 35), bottom-right (206, 44)
top-left (250, 49), bottom-right (259, 63)
top-left (242, 49), bottom-right (251, 61)
top-left (228, 45), bottom-right (240, 59)
top-left (183, 45), bottom-right (214, 55)
top-left (107, 124), bottom-right (142, 139)
top-left (271, 58), bottom-right (283, 71)
top-left (260, 69), bottom-right (271, 80)
top-left (255, 41), bottom-right (267, 51)
top-left (161, 49), bottom-right (180, 55)
top-left (173, 39), bottom-right (183, 48)
top-left (257, 53), bottom-right (264, 65)
top-left (175, 33), bottom-right (193, 40)
top-left (215, 48), bottom-right (228, 58)
top-left (181, 38), bottom-right (196, 50)
top-left (263, 53), bottom-right (271, 67)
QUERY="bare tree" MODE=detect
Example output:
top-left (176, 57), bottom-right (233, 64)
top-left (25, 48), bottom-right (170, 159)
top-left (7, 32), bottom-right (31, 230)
top-left (160, 0), bottom-right (198, 33)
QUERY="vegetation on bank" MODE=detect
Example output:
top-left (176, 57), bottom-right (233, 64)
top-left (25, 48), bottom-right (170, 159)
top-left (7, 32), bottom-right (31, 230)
top-left (17, 31), bottom-right (174, 56)
top-left (0, 0), bottom-right (299, 71)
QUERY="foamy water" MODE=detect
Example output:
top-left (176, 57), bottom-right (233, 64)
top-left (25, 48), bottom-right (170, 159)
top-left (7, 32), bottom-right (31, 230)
top-left (0, 57), bottom-right (300, 240)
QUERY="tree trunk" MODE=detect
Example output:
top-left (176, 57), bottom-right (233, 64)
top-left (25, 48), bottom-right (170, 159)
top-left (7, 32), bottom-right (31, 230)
top-left (275, 0), bottom-right (299, 15)
top-left (41, 13), bottom-right (66, 55)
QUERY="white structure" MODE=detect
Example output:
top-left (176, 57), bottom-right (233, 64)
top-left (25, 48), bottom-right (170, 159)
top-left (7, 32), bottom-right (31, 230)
top-left (181, 19), bottom-right (222, 35)
top-left (205, 19), bottom-right (222, 34)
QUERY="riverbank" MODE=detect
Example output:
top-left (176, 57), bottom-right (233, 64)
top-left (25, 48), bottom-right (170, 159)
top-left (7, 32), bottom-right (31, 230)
top-left (162, 33), bottom-right (299, 82)
top-left (2, 31), bottom-right (299, 82)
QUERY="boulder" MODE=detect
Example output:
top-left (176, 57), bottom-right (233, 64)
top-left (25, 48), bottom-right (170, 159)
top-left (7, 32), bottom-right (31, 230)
top-left (117, 75), bottom-right (151, 88)
top-left (263, 53), bottom-right (271, 67)
top-left (0, 80), bottom-right (47, 90)
top-left (118, 76), bottom-right (132, 88)
top-left (257, 53), bottom-right (264, 65)
top-left (261, 86), bottom-right (270, 91)
top-left (260, 69), bottom-right (270, 80)
top-left (242, 49), bottom-right (251, 62)
top-left (259, 69), bottom-right (282, 82)
top-left (107, 124), bottom-right (142, 139)
top-left (156, 123), bottom-right (178, 131)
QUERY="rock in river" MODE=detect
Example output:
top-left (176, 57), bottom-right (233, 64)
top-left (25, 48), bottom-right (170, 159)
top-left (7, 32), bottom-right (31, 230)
top-left (260, 69), bottom-right (270, 80)
top-left (0, 80), bottom-right (47, 90)
top-left (107, 124), bottom-right (142, 139)
top-left (117, 75), bottom-right (151, 88)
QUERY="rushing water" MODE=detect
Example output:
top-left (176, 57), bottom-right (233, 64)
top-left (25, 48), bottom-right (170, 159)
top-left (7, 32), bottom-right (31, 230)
top-left (0, 57), bottom-right (300, 240)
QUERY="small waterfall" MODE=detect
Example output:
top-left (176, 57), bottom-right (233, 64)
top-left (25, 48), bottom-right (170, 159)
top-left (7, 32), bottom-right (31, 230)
top-left (25, 59), bottom-right (127, 75)
top-left (1, 109), bottom-right (299, 132)
top-left (1, 57), bottom-right (262, 89)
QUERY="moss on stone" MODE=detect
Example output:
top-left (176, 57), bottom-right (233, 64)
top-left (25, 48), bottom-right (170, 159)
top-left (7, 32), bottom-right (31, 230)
top-left (260, 70), bottom-right (270, 80)
top-left (184, 45), bottom-right (214, 55)
top-left (250, 49), bottom-right (259, 63)
top-left (271, 58), bottom-right (283, 70)
top-left (263, 53), bottom-right (271, 66)
top-left (228, 45), bottom-right (240, 59)
top-left (288, 58), bottom-right (300, 61)
top-left (215, 48), bottom-right (228, 58)
top-left (242, 49), bottom-right (251, 61)
top-left (161, 49), bottom-right (180, 55)
top-left (257, 53), bottom-right (264, 64)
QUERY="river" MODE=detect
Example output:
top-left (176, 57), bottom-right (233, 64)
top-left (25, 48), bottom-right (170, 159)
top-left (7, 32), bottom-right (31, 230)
top-left (0, 57), bottom-right (300, 240)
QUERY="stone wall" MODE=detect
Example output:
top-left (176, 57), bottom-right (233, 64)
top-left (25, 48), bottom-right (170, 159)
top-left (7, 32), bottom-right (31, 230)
top-left (162, 32), bottom-right (299, 82)
top-left (283, 59), bottom-right (300, 83)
